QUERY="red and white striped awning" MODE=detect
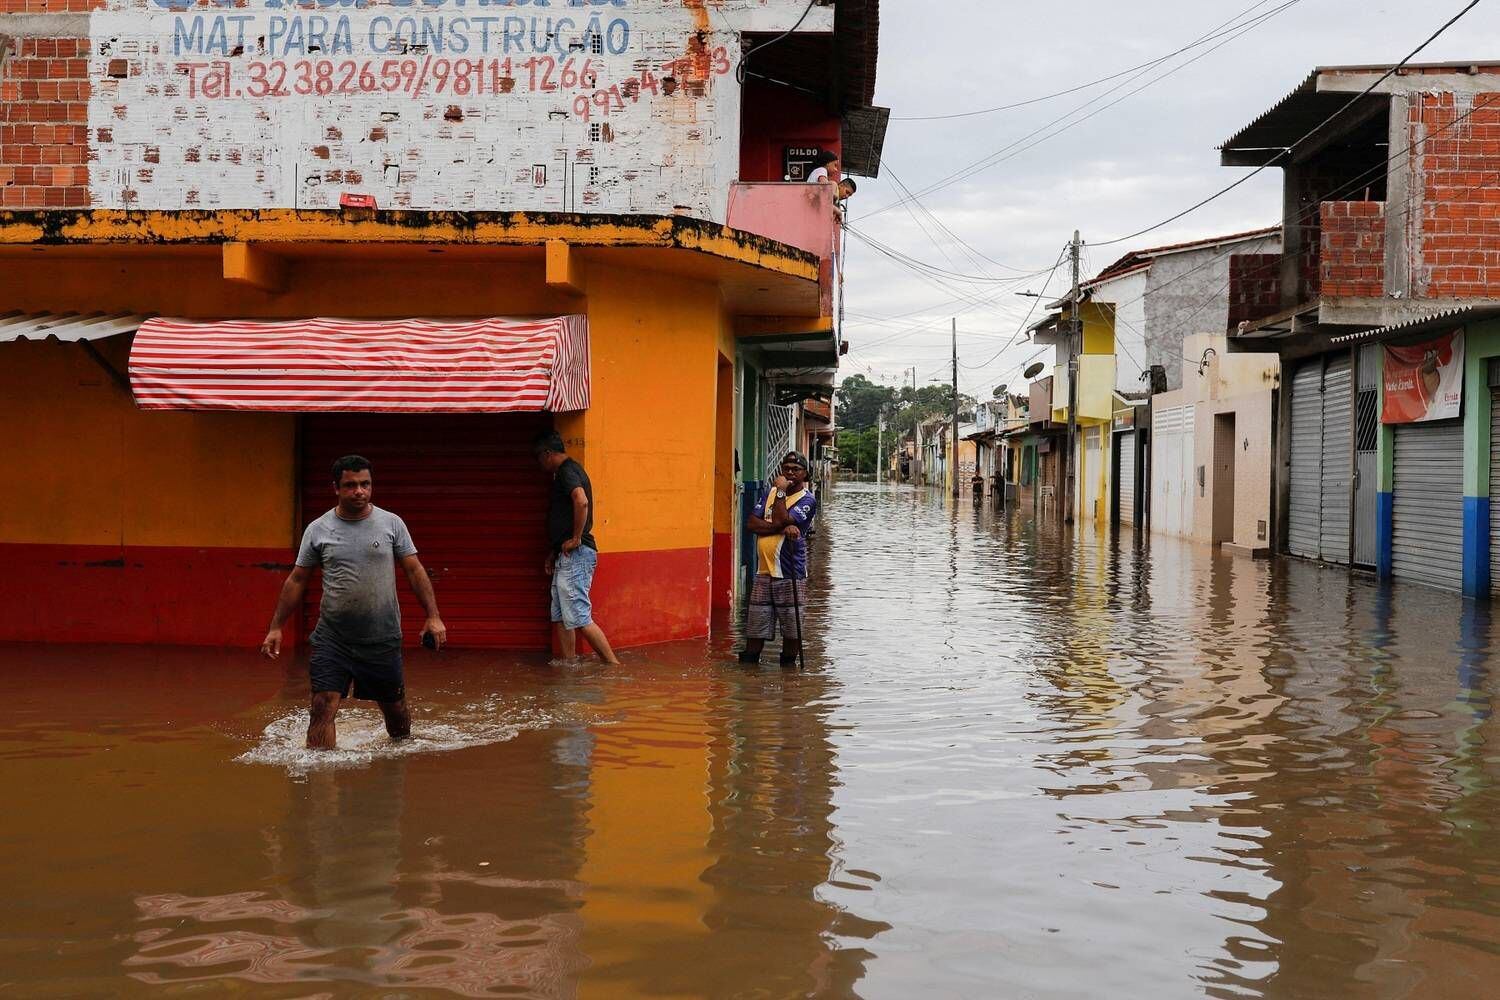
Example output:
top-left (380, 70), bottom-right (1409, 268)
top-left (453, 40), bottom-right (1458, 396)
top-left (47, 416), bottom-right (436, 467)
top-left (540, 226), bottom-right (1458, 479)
top-left (128, 316), bottom-right (590, 413)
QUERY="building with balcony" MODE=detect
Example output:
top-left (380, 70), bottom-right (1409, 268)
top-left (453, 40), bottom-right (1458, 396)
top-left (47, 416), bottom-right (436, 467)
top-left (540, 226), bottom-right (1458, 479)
top-left (0, 0), bottom-right (884, 649)
top-left (1220, 63), bottom-right (1500, 595)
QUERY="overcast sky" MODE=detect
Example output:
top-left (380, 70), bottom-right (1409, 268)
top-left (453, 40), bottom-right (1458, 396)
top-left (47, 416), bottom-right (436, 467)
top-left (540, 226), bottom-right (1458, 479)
top-left (843, 0), bottom-right (1500, 400)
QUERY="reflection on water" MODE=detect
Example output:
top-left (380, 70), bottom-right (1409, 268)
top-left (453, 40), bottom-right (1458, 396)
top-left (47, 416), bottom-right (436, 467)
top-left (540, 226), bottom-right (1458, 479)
top-left (5, 482), bottom-right (1500, 998)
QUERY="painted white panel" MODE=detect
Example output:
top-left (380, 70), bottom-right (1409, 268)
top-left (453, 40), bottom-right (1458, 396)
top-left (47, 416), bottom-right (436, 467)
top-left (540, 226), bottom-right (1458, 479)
top-left (86, 0), bottom-right (828, 216)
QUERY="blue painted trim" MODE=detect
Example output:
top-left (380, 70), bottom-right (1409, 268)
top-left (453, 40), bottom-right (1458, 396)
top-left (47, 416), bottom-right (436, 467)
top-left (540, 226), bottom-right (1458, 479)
top-left (1376, 492), bottom-right (1394, 579)
top-left (1463, 495), bottom-right (1491, 598)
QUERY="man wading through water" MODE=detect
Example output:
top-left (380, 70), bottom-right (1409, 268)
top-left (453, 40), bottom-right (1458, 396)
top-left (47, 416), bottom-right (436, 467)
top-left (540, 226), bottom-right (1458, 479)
top-left (741, 451), bottom-right (819, 668)
top-left (535, 431), bottom-right (620, 665)
top-left (260, 455), bottom-right (446, 749)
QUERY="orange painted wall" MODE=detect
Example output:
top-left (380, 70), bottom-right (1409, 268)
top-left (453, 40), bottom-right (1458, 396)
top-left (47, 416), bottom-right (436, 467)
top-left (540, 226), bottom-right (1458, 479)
top-left (1, 250), bottom-right (740, 647)
top-left (0, 337), bottom-right (294, 548)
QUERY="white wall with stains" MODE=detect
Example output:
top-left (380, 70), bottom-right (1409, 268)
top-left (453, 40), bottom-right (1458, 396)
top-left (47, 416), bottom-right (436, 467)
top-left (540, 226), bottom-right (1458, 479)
top-left (86, 0), bottom-right (831, 217)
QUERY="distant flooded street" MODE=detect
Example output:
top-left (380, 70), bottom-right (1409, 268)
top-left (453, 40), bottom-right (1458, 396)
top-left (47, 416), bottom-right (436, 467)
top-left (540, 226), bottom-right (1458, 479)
top-left (6, 481), bottom-right (1500, 998)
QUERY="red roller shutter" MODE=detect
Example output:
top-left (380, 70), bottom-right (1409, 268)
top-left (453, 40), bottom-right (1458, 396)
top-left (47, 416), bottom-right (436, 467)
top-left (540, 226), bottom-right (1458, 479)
top-left (299, 413), bottom-right (552, 650)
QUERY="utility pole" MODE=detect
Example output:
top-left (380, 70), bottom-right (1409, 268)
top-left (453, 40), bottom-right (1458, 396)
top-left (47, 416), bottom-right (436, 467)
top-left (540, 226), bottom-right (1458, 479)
top-left (877, 407), bottom-right (885, 484)
top-left (1065, 230), bottom-right (1082, 527)
top-left (951, 318), bottom-right (961, 499)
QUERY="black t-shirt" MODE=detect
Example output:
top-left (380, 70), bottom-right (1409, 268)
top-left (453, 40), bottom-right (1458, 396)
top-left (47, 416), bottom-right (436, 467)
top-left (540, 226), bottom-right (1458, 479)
top-left (547, 458), bottom-right (597, 552)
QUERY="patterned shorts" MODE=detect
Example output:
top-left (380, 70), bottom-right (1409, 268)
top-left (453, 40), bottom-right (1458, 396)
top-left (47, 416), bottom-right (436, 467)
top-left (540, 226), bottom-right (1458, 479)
top-left (746, 574), bottom-right (809, 641)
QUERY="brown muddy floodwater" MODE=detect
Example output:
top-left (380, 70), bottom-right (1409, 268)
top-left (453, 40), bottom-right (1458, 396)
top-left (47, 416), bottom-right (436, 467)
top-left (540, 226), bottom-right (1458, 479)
top-left (6, 481), bottom-right (1500, 999)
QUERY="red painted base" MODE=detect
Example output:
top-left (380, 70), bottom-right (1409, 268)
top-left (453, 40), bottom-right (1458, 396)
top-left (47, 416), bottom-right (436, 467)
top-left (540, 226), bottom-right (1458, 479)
top-left (2, 542), bottom-right (714, 652)
top-left (589, 546), bottom-right (711, 649)
top-left (0, 542), bottom-right (294, 647)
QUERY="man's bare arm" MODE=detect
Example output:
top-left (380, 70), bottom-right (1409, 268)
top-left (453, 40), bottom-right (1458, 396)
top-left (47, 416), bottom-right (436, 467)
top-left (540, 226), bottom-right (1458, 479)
top-left (400, 554), bottom-right (447, 649)
top-left (561, 486), bottom-right (590, 551)
top-left (261, 565), bottom-right (312, 659)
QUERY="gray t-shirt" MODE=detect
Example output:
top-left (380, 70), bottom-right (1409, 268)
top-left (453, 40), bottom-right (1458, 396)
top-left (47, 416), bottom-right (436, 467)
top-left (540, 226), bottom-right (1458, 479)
top-left (295, 506), bottom-right (417, 656)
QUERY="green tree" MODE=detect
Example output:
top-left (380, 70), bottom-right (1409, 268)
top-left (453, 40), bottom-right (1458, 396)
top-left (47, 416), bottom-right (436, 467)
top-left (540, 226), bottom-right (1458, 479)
top-left (836, 427), bottom-right (878, 473)
top-left (834, 374), bottom-right (898, 431)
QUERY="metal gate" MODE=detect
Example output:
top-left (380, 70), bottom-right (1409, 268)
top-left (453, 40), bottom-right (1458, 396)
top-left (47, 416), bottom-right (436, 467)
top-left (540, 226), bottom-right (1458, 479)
top-left (300, 412), bottom-right (553, 649)
top-left (1287, 355), bottom-right (1354, 564)
top-left (1353, 344), bottom-right (1380, 566)
top-left (1118, 431), bottom-right (1136, 526)
top-left (764, 403), bottom-right (795, 479)
top-left (1287, 362), bottom-right (1323, 559)
top-left (1392, 421), bottom-right (1465, 591)
top-left (1320, 355), bottom-right (1353, 564)
top-left (1150, 405), bottom-right (1194, 536)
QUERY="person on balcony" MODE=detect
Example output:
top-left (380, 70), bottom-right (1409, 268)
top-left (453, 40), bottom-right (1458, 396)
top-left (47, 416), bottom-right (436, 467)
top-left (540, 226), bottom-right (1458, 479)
top-left (806, 150), bottom-right (840, 184)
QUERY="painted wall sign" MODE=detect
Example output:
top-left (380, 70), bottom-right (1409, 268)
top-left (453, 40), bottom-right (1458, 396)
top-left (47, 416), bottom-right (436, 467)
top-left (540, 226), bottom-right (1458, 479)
top-left (1382, 330), bottom-right (1465, 424)
top-left (85, 0), bottom-right (826, 217)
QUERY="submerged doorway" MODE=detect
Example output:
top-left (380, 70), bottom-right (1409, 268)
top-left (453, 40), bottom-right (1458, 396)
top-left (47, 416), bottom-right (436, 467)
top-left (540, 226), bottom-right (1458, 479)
top-left (1213, 413), bottom-right (1237, 545)
top-left (298, 412), bottom-right (553, 650)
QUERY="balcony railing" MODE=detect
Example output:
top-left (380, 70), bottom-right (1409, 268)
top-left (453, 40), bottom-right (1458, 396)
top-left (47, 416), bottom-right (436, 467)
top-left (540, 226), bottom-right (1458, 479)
top-left (727, 182), bottom-right (838, 258)
top-left (727, 182), bottom-right (841, 317)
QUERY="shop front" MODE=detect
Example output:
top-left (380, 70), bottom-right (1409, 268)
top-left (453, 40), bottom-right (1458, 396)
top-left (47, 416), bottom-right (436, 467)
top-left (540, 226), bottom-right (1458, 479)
top-left (0, 214), bottom-right (822, 649)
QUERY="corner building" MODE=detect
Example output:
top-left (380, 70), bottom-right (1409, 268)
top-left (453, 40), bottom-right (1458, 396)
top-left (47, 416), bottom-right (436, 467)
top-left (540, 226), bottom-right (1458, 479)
top-left (0, 0), bottom-right (884, 649)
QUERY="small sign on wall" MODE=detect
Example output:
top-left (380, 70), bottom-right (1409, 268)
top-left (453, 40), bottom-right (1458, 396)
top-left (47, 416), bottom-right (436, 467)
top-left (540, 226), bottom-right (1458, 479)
top-left (783, 146), bottom-right (822, 181)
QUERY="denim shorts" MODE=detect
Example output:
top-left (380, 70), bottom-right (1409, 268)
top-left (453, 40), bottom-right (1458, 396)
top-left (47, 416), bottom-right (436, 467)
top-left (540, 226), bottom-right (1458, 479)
top-left (551, 545), bottom-right (597, 629)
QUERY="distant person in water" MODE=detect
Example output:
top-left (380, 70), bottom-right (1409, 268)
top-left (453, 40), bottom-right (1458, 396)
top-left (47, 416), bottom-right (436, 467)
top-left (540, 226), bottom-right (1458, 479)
top-left (534, 431), bottom-right (620, 665)
top-left (741, 452), bottom-right (819, 668)
top-left (260, 455), bottom-right (446, 749)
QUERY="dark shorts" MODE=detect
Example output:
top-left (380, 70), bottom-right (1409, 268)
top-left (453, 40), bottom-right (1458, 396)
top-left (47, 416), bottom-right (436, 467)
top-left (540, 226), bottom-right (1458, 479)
top-left (309, 643), bottom-right (405, 703)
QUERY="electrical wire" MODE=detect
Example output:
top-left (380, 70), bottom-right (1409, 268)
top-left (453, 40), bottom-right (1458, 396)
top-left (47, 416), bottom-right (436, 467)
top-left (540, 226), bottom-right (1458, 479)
top-left (890, 0), bottom-right (1284, 122)
top-left (735, 0), bottom-right (820, 85)
top-left (1092, 0), bottom-right (1486, 247)
top-left (862, 0), bottom-right (1301, 220)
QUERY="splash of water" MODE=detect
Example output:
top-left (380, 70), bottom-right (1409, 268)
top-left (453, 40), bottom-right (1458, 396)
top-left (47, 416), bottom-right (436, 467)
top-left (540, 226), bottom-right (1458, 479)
top-left (235, 703), bottom-right (523, 773)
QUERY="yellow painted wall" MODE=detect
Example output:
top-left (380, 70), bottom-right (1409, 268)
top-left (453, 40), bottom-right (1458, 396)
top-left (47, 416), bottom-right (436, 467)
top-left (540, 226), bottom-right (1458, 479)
top-left (0, 337), bottom-right (294, 548)
top-left (560, 263), bottom-right (723, 555)
top-left (576, 680), bottom-right (714, 996)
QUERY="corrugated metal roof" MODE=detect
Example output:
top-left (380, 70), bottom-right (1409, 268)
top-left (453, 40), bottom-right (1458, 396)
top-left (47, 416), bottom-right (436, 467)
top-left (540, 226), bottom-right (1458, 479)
top-left (1328, 304), bottom-right (1500, 344)
top-left (0, 310), bottom-right (148, 343)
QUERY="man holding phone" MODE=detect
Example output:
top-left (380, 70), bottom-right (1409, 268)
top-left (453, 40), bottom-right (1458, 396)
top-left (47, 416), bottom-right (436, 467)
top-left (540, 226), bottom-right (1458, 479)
top-left (260, 454), bottom-right (446, 749)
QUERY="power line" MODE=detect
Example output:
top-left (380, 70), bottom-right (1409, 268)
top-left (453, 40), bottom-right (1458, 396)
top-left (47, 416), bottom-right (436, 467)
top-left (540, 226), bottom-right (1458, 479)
top-left (890, 0), bottom-right (1284, 123)
top-left (862, 0), bottom-right (1301, 220)
top-left (1092, 0), bottom-right (1486, 247)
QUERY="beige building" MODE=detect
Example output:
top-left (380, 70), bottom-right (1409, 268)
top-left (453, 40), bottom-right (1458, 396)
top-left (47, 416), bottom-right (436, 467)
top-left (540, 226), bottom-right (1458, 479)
top-left (1149, 334), bottom-right (1280, 556)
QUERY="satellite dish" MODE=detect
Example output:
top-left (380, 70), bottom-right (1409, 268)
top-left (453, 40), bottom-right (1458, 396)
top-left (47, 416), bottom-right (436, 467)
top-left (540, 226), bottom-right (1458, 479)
top-left (1023, 362), bottom-right (1045, 379)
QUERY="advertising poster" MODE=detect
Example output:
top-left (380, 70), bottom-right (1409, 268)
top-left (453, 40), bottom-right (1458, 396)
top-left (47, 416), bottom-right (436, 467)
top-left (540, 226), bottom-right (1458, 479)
top-left (1382, 330), bottom-right (1464, 424)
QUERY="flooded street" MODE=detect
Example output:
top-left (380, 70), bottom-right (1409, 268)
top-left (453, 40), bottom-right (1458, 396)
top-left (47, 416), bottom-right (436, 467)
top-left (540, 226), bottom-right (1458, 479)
top-left (7, 481), bottom-right (1500, 999)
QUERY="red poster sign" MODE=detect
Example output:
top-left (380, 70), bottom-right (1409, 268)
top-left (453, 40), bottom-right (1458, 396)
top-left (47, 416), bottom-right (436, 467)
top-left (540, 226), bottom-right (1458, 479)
top-left (1381, 330), bottom-right (1464, 424)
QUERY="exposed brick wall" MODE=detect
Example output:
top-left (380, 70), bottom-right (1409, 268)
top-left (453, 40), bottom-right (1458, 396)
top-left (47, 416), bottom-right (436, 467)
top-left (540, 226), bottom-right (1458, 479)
top-left (0, 32), bottom-right (93, 208)
top-left (1412, 92), bottom-right (1500, 298)
top-left (1320, 201), bottom-right (1385, 298)
top-left (1227, 253), bottom-right (1282, 327)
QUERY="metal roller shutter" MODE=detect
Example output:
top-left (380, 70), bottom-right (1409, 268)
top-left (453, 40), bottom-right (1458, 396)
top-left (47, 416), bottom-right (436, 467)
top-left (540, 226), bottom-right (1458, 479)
top-left (300, 412), bottom-right (554, 649)
top-left (1319, 356), bottom-right (1353, 564)
top-left (1118, 431), bottom-right (1136, 526)
top-left (1491, 388), bottom-right (1500, 589)
top-left (1392, 421), bottom-right (1465, 592)
top-left (1287, 362), bottom-right (1323, 559)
